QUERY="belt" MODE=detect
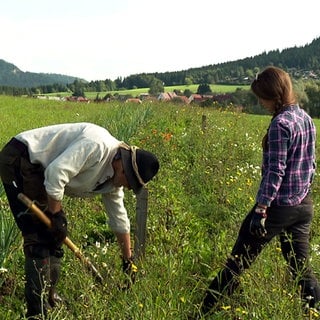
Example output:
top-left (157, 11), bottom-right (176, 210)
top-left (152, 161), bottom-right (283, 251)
top-left (8, 137), bottom-right (29, 156)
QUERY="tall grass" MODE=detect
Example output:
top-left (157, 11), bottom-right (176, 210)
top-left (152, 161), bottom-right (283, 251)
top-left (1, 96), bottom-right (320, 319)
top-left (0, 184), bottom-right (19, 288)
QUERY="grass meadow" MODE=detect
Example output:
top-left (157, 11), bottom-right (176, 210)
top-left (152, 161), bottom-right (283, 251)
top-left (1, 95), bottom-right (320, 319)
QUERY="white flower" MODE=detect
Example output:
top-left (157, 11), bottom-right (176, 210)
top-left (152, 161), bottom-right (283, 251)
top-left (102, 246), bottom-right (108, 255)
top-left (0, 267), bottom-right (8, 273)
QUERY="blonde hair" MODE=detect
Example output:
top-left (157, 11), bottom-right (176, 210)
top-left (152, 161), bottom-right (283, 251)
top-left (251, 66), bottom-right (296, 115)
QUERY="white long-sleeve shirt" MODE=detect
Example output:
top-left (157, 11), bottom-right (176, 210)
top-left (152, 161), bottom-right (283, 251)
top-left (15, 122), bottom-right (130, 233)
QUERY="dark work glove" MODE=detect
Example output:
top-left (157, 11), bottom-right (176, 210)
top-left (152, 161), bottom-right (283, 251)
top-left (249, 207), bottom-right (267, 238)
top-left (46, 210), bottom-right (68, 247)
top-left (122, 257), bottom-right (138, 288)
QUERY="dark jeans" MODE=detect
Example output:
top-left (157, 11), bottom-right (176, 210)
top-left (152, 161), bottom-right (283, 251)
top-left (0, 138), bottom-right (63, 318)
top-left (202, 196), bottom-right (320, 312)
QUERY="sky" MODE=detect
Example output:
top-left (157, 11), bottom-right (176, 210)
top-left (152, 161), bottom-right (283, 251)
top-left (1, 0), bottom-right (319, 81)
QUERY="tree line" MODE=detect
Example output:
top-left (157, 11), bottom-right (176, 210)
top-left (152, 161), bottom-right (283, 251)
top-left (1, 37), bottom-right (319, 95)
top-left (1, 78), bottom-right (319, 119)
top-left (0, 37), bottom-right (319, 116)
top-left (183, 80), bottom-right (320, 118)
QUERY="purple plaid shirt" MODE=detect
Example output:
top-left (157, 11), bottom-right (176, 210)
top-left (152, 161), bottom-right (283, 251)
top-left (256, 105), bottom-right (316, 207)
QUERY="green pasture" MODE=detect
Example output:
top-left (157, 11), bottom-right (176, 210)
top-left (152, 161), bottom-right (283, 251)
top-left (45, 83), bottom-right (250, 99)
top-left (107, 84), bottom-right (250, 97)
top-left (1, 95), bottom-right (320, 319)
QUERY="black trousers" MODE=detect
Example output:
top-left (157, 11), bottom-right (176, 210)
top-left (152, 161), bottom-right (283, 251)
top-left (202, 196), bottom-right (320, 312)
top-left (0, 138), bottom-right (62, 318)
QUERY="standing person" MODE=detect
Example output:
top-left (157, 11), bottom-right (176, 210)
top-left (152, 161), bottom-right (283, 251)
top-left (199, 67), bottom-right (320, 317)
top-left (0, 122), bottom-right (159, 319)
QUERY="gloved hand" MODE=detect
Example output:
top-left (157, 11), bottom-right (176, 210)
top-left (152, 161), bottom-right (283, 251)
top-left (46, 210), bottom-right (68, 247)
top-left (249, 206), bottom-right (267, 238)
top-left (122, 257), bottom-right (138, 286)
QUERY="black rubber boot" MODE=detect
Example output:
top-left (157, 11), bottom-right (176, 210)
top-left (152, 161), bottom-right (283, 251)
top-left (48, 255), bottom-right (63, 308)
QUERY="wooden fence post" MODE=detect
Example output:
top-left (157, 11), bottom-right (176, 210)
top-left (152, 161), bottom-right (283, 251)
top-left (134, 187), bottom-right (148, 259)
top-left (202, 114), bottom-right (207, 131)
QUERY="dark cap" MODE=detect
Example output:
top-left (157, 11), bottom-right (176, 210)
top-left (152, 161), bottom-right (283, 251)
top-left (120, 146), bottom-right (159, 193)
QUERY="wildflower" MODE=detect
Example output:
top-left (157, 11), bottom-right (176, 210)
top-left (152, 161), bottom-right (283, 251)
top-left (180, 297), bottom-right (186, 303)
top-left (311, 244), bottom-right (320, 256)
top-left (236, 307), bottom-right (248, 315)
top-left (162, 132), bottom-right (173, 141)
top-left (101, 245), bottom-right (108, 255)
top-left (309, 308), bottom-right (320, 318)
top-left (0, 267), bottom-right (8, 273)
top-left (246, 179), bottom-right (253, 187)
top-left (221, 305), bottom-right (231, 311)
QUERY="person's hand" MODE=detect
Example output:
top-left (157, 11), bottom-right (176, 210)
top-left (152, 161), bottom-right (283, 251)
top-left (249, 206), bottom-right (267, 238)
top-left (122, 257), bottom-right (138, 287)
top-left (46, 210), bottom-right (68, 246)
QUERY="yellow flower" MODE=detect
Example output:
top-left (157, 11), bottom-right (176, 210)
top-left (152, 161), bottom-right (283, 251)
top-left (236, 307), bottom-right (248, 315)
top-left (221, 305), bottom-right (231, 310)
top-left (310, 308), bottom-right (320, 318)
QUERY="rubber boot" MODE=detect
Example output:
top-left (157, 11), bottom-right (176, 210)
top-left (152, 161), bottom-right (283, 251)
top-left (48, 255), bottom-right (63, 308)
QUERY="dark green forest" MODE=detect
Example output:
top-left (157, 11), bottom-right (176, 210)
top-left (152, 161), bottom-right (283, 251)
top-left (122, 37), bottom-right (320, 89)
top-left (0, 59), bottom-right (80, 88)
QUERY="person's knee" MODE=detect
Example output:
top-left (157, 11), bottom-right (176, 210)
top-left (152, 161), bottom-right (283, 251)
top-left (24, 245), bottom-right (51, 289)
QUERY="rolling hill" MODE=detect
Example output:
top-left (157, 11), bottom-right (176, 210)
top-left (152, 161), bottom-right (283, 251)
top-left (0, 59), bottom-right (83, 88)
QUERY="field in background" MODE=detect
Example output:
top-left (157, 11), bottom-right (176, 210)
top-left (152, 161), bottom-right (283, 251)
top-left (1, 96), bottom-right (320, 319)
top-left (45, 83), bottom-right (250, 99)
